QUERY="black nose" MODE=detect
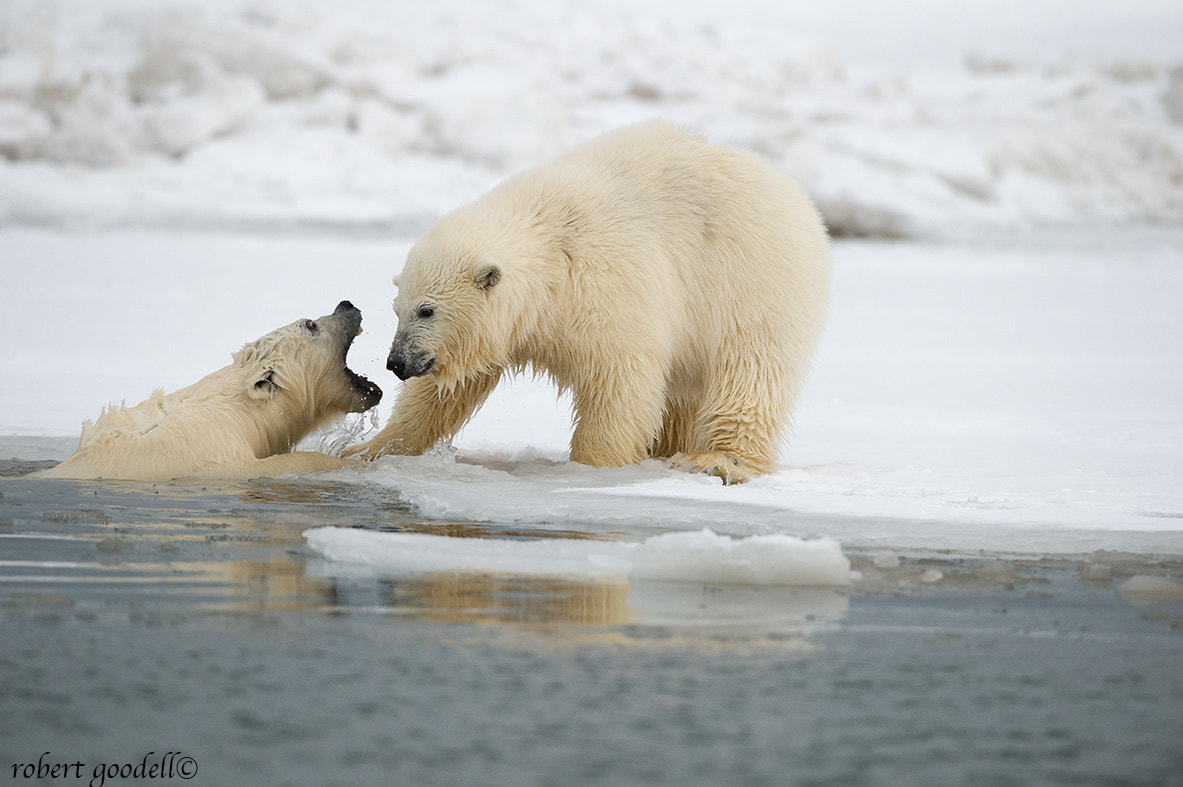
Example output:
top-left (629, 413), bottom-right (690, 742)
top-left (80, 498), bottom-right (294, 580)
top-left (387, 355), bottom-right (406, 380)
top-left (335, 300), bottom-right (356, 313)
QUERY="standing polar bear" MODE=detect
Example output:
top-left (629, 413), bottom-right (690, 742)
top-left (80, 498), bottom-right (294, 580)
top-left (40, 301), bottom-right (383, 482)
top-left (350, 122), bottom-right (830, 483)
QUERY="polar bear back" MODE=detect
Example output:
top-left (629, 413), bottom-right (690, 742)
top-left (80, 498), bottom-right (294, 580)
top-left (472, 121), bottom-right (830, 389)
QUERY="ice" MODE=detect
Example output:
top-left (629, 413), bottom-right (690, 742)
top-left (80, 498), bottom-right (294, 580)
top-left (1113, 576), bottom-right (1183, 605)
top-left (629, 529), bottom-right (852, 586)
top-left (302, 526), bottom-right (853, 587)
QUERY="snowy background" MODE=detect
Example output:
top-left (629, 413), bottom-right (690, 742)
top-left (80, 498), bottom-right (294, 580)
top-left (1, 0), bottom-right (1181, 236)
top-left (2, 0), bottom-right (1181, 566)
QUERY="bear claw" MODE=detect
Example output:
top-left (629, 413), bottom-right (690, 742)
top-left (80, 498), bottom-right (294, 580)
top-left (668, 452), bottom-right (755, 485)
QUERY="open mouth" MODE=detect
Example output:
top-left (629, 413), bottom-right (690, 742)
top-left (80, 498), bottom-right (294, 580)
top-left (347, 365), bottom-right (383, 408)
top-left (334, 301), bottom-right (383, 410)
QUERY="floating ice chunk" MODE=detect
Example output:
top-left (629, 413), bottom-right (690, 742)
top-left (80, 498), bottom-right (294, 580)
top-left (628, 529), bottom-right (852, 587)
top-left (1114, 575), bottom-right (1183, 604)
top-left (303, 527), bottom-right (852, 588)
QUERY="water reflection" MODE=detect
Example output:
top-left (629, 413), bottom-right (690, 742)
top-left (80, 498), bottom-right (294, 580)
top-left (333, 573), bottom-right (632, 625)
top-left (320, 568), bottom-right (849, 636)
top-left (1, 475), bottom-right (849, 641)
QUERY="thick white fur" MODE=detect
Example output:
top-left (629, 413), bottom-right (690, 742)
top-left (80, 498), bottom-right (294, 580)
top-left (40, 315), bottom-right (371, 482)
top-left (352, 121), bottom-right (831, 483)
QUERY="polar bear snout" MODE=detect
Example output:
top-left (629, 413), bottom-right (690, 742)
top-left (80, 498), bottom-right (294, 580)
top-left (315, 300), bottom-right (382, 410)
top-left (387, 334), bottom-right (435, 380)
top-left (386, 351), bottom-right (436, 380)
top-left (328, 300), bottom-right (362, 338)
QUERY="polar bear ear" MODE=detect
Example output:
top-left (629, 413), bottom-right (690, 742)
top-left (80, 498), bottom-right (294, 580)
top-left (250, 369), bottom-right (279, 400)
top-left (472, 261), bottom-right (501, 291)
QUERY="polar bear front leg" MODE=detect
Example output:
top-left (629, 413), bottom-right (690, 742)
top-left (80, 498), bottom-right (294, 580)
top-left (568, 370), bottom-right (665, 469)
top-left (345, 371), bottom-right (501, 460)
top-left (669, 358), bottom-right (787, 484)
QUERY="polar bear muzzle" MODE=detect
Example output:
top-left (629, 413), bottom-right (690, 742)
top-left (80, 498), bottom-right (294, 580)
top-left (386, 331), bottom-right (435, 380)
top-left (324, 300), bottom-right (383, 410)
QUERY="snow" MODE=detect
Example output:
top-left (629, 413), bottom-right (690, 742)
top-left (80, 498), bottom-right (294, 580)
top-left (1, 0), bottom-right (1181, 578)
top-left (1, 0), bottom-right (1180, 238)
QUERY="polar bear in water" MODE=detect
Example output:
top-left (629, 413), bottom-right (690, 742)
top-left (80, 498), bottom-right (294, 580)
top-left (40, 301), bottom-right (382, 482)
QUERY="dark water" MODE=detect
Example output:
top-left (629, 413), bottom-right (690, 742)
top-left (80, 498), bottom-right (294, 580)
top-left (2, 473), bottom-right (1182, 787)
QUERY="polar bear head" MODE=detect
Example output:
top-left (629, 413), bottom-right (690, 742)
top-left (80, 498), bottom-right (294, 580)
top-left (386, 253), bottom-right (501, 382)
top-left (385, 204), bottom-right (558, 391)
top-left (385, 231), bottom-right (529, 391)
top-left (233, 300), bottom-right (383, 450)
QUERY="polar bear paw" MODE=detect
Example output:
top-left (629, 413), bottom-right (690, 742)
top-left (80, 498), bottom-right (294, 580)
top-left (669, 452), bottom-right (758, 485)
top-left (340, 439), bottom-right (389, 462)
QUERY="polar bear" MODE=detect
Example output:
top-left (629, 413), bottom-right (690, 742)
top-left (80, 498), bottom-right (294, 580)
top-left (348, 121), bottom-right (830, 483)
top-left (39, 301), bottom-right (382, 482)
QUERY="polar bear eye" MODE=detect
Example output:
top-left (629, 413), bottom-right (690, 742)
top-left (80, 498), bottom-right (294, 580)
top-left (416, 305), bottom-right (435, 319)
top-left (304, 320), bottom-right (318, 333)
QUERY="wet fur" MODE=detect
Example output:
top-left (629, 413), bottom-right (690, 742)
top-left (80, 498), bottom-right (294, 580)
top-left (352, 122), bottom-right (830, 483)
top-left (40, 308), bottom-right (377, 481)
